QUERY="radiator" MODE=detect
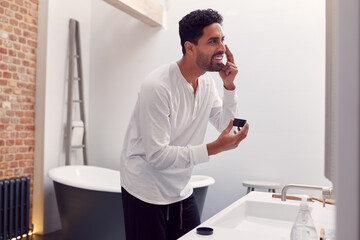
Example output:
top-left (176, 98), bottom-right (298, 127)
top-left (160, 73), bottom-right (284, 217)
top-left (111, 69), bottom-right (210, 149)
top-left (0, 177), bottom-right (32, 240)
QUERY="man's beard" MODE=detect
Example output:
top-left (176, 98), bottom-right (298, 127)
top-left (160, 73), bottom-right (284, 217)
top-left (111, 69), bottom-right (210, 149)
top-left (196, 51), bottom-right (224, 72)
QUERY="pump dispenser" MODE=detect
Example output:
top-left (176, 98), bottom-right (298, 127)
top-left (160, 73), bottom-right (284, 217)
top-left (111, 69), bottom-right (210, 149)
top-left (290, 196), bottom-right (318, 240)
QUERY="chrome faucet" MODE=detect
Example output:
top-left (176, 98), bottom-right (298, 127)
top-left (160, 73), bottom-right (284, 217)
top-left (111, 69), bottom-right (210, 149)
top-left (281, 184), bottom-right (333, 207)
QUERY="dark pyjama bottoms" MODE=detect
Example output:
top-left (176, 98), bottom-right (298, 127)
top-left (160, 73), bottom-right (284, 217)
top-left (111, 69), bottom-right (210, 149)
top-left (121, 187), bottom-right (201, 240)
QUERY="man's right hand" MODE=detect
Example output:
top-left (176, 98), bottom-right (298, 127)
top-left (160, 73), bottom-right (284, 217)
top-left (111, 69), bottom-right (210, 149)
top-left (206, 119), bottom-right (249, 156)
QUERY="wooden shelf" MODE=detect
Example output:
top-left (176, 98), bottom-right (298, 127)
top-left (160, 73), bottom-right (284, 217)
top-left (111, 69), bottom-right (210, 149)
top-left (103, 0), bottom-right (163, 27)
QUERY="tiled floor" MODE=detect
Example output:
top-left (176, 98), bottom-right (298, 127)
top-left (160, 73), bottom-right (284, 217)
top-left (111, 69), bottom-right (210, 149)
top-left (32, 231), bottom-right (63, 240)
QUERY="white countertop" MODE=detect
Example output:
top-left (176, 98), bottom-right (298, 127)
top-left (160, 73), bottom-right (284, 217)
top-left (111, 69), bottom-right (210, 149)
top-left (180, 191), bottom-right (336, 240)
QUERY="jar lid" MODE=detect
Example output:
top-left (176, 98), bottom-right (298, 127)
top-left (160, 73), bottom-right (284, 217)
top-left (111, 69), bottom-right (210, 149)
top-left (196, 227), bottom-right (214, 235)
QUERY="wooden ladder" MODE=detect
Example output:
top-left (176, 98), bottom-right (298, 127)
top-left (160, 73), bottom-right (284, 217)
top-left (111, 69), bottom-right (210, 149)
top-left (65, 19), bottom-right (88, 165)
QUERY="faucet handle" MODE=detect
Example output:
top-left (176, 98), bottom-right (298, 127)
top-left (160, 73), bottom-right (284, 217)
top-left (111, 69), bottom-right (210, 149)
top-left (321, 186), bottom-right (333, 207)
top-left (322, 186), bottom-right (333, 198)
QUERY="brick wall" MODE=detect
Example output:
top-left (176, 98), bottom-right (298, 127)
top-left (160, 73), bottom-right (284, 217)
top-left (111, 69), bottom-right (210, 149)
top-left (0, 0), bottom-right (38, 221)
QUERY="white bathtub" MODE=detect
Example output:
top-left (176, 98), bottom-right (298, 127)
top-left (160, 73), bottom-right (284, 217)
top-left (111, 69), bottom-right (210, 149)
top-left (48, 165), bottom-right (214, 240)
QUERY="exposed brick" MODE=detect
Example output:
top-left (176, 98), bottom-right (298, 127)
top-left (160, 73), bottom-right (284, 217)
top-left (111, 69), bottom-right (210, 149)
top-left (18, 52), bottom-right (25, 58)
top-left (0, 63), bottom-right (7, 70)
top-left (10, 118), bottom-right (19, 125)
top-left (9, 33), bottom-right (17, 41)
top-left (19, 22), bottom-right (26, 30)
top-left (1, 118), bottom-right (10, 124)
top-left (4, 25), bottom-right (13, 32)
top-left (15, 0), bottom-right (24, 6)
top-left (11, 103), bottom-right (20, 110)
top-left (10, 161), bottom-right (18, 168)
top-left (4, 72), bottom-right (12, 78)
top-left (22, 60), bottom-right (29, 66)
top-left (23, 153), bottom-right (33, 160)
top-left (20, 7), bottom-right (27, 14)
top-left (9, 49), bottom-right (16, 57)
top-left (24, 168), bottom-right (33, 174)
top-left (25, 125), bottom-right (34, 131)
top-left (0, 15), bottom-right (9, 24)
top-left (8, 65), bottom-right (16, 71)
top-left (13, 43), bottom-right (20, 50)
top-left (10, 132), bottom-right (18, 138)
top-left (0, 1), bottom-right (9, 8)
top-left (5, 169), bottom-right (13, 177)
top-left (13, 58), bottom-right (20, 65)
top-left (0, 79), bottom-right (7, 85)
top-left (29, 26), bottom-right (36, 33)
top-left (15, 125), bottom-right (24, 130)
top-left (0, 162), bottom-right (8, 169)
top-left (9, 147), bottom-right (18, 154)
top-left (12, 73), bottom-right (19, 80)
top-left (19, 132), bottom-right (27, 138)
top-left (19, 146), bottom-right (27, 152)
top-left (4, 88), bottom-right (12, 94)
top-left (15, 153), bottom-right (23, 160)
top-left (5, 9), bottom-right (14, 18)
top-left (10, 4), bottom-right (19, 12)
top-left (14, 27), bottom-right (21, 35)
top-left (19, 36), bottom-right (25, 44)
top-left (0, 0), bottom-right (38, 226)
top-left (14, 168), bottom-right (22, 176)
top-left (1, 147), bottom-right (9, 154)
top-left (24, 139), bottom-right (34, 146)
top-left (6, 110), bottom-right (15, 117)
top-left (15, 13), bottom-right (22, 20)
top-left (10, 19), bottom-right (18, 26)
top-left (5, 154), bottom-right (14, 161)
top-left (0, 47), bottom-right (7, 54)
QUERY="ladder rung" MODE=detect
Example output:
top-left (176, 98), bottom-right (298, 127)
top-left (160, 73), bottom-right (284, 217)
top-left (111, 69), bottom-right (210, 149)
top-left (74, 77), bottom-right (81, 81)
top-left (72, 145), bottom-right (85, 149)
top-left (73, 100), bottom-right (83, 103)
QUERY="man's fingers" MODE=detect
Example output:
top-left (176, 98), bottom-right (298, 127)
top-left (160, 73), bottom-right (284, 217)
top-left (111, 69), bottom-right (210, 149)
top-left (235, 123), bottom-right (249, 142)
top-left (221, 62), bottom-right (238, 76)
top-left (225, 45), bottom-right (235, 64)
top-left (225, 119), bottom-right (234, 133)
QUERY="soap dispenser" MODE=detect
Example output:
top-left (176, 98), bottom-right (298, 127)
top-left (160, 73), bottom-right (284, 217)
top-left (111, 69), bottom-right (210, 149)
top-left (290, 196), bottom-right (318, 240)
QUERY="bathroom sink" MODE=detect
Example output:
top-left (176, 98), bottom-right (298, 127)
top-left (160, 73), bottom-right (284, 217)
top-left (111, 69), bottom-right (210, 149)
top-left (210, 199), bottom-right (300, 239)
top-left (180, 191), bottom-right (335, 240)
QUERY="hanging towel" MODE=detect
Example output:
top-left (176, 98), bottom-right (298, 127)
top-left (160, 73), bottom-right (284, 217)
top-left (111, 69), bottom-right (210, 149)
top-left (71, 120), bottom-right (84, 146)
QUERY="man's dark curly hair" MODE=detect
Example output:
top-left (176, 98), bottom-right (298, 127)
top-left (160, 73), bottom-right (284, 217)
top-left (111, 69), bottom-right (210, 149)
top-left (179, 9), bottom-right (223, 55)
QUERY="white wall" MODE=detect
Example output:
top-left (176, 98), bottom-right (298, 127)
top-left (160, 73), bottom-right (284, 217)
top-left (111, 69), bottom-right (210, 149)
top-left (89, 0), bottom-right (331, 221)
top-left (33, 0), bottom-right (359, 236)
top-left (34, 0), bottom-right (91, 234)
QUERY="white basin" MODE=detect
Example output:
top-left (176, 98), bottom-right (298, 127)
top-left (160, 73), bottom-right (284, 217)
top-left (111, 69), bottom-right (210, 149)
top-left (214, 200), bottom-right (300, 227)
top-left (180, 191), bottom-right (335, 240)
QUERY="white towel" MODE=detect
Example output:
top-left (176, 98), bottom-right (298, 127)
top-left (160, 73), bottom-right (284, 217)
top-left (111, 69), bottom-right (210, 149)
top-left (71, 121), bottom-right (84, 146)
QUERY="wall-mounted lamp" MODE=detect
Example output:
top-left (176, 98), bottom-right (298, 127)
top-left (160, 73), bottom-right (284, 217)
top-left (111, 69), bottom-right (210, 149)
top-left (103, 0), bottom-right (164, 27)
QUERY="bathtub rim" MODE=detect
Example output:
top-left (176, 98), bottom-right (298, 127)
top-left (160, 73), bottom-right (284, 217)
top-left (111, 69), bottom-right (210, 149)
top-left (48, 165), bottom-right (215, 194)
top-left (48, 165), bottom-right (122, 193)
top-left (190, 175), bottom-right (215, 188)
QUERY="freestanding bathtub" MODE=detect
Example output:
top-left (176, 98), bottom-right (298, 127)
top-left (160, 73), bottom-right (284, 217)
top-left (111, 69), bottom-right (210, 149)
top-left (48, 165), bottom-right (215, 240)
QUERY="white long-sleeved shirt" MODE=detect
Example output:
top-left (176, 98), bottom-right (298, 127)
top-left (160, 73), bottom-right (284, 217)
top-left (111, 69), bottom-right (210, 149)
top-left (120, 62), bottom-right (238, 204)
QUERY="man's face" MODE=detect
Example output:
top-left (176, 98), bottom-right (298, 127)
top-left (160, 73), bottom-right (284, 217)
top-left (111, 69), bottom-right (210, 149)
top-left (194, 23), bottom-right (226, 72)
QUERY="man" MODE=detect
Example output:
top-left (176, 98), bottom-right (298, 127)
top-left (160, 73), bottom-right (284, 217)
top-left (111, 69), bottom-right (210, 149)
top-left (120, 9), bottom-right (249, 240)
